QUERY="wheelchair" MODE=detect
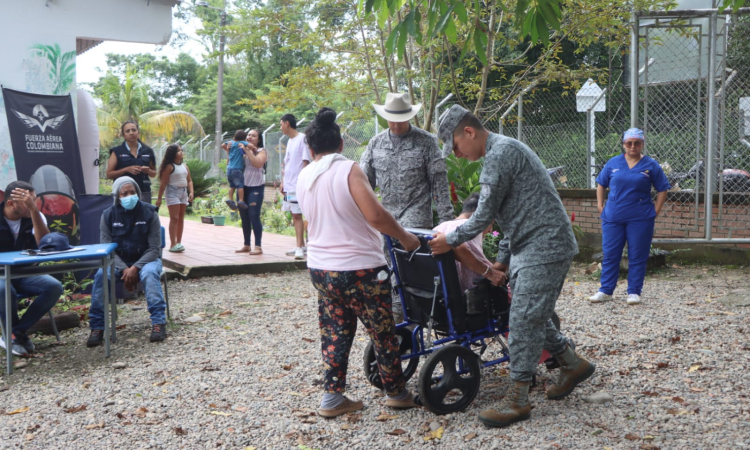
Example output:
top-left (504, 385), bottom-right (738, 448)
top-left (363, 228), bottom-right (562, 415)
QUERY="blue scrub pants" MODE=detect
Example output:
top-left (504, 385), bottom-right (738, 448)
top-left (599, 218), bottom-right (655, 295)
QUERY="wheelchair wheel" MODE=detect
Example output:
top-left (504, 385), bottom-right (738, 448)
top-left (417, 344), bottom-right (481, 415)
top-left (363, 327), bottom-right (420, 390)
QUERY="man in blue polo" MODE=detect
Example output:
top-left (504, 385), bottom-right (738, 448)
top-left (86, 176), bottom-right (167, 346)
top-left (0, 181), bottom-right (63, 356)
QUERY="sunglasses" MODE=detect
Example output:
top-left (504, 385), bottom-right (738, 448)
top-left (624, 140), bottom-right (643, 148)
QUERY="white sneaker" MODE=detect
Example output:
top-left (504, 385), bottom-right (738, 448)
top-left (589, 292), bottom-right (612, 303)
top-left (294, 247), bottom-right (305, 260)
top-left (626, 294), bottom-right (642, 305)
top-left (0, 336), bottom-right (28, 356)
top-left (286, 247), bottom-right (299, 256)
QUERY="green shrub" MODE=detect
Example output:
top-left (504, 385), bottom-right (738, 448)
top-left (186, 159), bottom-right (219, 199)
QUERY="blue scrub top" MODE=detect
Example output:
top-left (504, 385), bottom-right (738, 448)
top-left (227, 140), bottom-right (249, 170)
top-left (596, 154), bottom-right (671, 223)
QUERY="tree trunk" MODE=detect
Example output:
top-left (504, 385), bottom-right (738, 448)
top-left (475, 5), bottom-right (498, 114)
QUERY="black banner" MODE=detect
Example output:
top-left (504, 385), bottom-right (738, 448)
top-left (2, 87), bottom-right (85, 195)
top-left (2, 87), bottom-right (85, 244)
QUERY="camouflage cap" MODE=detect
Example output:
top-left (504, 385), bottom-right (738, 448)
top-left (437, 105), bottom-right (470, 158)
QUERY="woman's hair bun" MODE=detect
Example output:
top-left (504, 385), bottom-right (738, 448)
top-left (316, 107), bottom-right (337, 126)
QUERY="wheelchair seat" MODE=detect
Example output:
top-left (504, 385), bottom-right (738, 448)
top-left (390, 230), bottom-right (507, 334)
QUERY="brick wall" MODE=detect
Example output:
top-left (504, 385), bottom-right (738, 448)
top-left (560, 190), bottom-right (750, 248)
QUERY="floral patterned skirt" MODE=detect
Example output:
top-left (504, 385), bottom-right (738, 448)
top-left (309, 266), bottom-right (406, 396)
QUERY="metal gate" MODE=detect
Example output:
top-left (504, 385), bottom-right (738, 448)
top-left (632, 7), bottom-right (750, 244)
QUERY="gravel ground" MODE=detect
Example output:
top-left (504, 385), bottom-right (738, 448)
top-left (1, 263), bottom-right (749, 450)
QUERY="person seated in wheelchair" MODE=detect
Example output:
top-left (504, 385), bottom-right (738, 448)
top-left (432, 193), bottom-right (508, 318)
top-left (86, 176), bottom-right (167, 347)
top-left (0, 181), bottom-right (63, 356)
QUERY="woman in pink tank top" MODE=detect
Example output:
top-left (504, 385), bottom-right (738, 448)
top-left (296, 108), bottom-right (421, 418)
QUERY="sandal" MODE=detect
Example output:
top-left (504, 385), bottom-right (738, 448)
top-left (235, 246), bottom-right (251, 253)
top-left (249, 247), bottom-right (263, 255)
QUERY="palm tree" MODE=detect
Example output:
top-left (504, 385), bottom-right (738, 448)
top-left (97, 65), bottom-right (205, 147)
top-left (29, 43), bottom-right (76, 95)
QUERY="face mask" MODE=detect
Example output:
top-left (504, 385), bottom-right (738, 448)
top-left (120, 194), bottom-right (139, 210)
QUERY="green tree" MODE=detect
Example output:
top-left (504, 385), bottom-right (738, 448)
top-left (96, 66), bottom-right (205, 148)
top-left (98, 52), bottom-right (207, 109)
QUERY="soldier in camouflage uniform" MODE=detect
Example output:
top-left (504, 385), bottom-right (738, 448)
top-left (430, 105), bottom-right (596, 428)
top-left (360, 93), bottom-right (454, 321)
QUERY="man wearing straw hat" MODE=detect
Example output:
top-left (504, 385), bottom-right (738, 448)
top-left (360, 92), bottom-right (454, 322)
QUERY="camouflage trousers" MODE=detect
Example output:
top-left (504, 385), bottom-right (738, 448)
top-left (507, 258), bottom-right (573, 382)
top-left (309, 266), bottom-right (407, 396)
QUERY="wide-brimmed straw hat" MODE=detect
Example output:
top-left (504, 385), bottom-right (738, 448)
top-left (373, 92), bottom-right (422, 122)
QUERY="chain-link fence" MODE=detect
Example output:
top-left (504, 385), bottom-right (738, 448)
top-left (466, 74), bottom-right (631, 190)
top-left (715, 16), bottom-right (750, 238)
top-left (263, 117), bottom-right (383, 183)
top-left (181, 9), bottom-right (749, 244)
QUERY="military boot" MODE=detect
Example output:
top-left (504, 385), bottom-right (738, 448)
top-left (546, 345), bottom-right (596, 400)
top-left (478, 381), bottom-right (532, 428)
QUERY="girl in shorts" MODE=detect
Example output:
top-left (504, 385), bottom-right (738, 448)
top-left (156, 144), bottom-right (194, 252)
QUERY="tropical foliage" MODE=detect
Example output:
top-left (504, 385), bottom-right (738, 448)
top-left (94, 65), bottom-right (205, 148)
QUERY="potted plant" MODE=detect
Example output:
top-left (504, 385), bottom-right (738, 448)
top-left (209, 190), bottom-right (230, 226)
top-left (197, 199), bottom-right (213, 224)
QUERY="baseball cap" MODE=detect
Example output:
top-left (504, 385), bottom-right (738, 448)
top-left (437, 105), bottom-right (471, 158)
top-left (38, 232), bottom-right (73, 252)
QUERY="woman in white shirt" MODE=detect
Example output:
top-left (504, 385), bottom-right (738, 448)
top-left (235, 130), bottom-right (267, 255)
top-left (156, 144), bottom-right (193, 252)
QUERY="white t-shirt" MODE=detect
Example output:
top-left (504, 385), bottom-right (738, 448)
top-left (283, 134), bottom-right (311, 193)
top-left (6, 212), bottom-right (47, 243)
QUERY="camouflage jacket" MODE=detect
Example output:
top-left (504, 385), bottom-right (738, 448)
top-left (360, 126), bottom-right (454, 228)
top-left (446, 132), bottom-right (578, 270)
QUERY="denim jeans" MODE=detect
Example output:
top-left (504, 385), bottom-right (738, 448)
top-left (240, 184), bottom-right (264, 247)
top-left (0, 275), bottom-right (62, 335)
top-left (88, 260), bottom-right (166, 330)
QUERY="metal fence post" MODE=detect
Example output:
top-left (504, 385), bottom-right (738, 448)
top-left (262, 124), bottom-right (276, 183)
top-left (586, 110), bottom-right (595, 188)
top-left (630, 11), bottom-right (639, 128)
top-left (434, 93), bottom-right (454, 133)
top-left (586, 87), bottom-right (607, 189)
top-left (374, 116), bottom-right (379, 135)
top-left (704, 11), bottom-right (718, 240)
top-left (517, 91), bottom-right (524, 143)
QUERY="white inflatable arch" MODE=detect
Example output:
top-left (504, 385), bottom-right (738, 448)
top-left (76, 89), bottom-right (100, 194)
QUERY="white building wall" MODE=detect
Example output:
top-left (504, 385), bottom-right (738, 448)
top-left (0, 0), bottom-right (177, 189)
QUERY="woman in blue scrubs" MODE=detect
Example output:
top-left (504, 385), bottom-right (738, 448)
top-left (589, 128), bottom-right (670, 305)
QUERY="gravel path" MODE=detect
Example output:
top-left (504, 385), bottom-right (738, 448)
top-left (1, 263), bottom-right (749, 450)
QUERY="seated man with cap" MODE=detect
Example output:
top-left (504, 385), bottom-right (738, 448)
top-left (432, 192), bottom-right (506, 292)
top-left (86, 176), bottom-right (167, 347)
top-left (0, 181), bottom-right (63, 356)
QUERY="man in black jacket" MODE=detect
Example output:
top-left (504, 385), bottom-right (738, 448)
top-left (86, 176), bottom-right (167, 347)
top-left (0, 181), bottom-right (63, 356)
